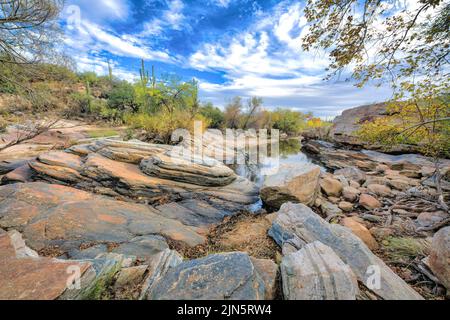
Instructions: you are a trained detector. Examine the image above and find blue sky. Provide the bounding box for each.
[61,0,394,117]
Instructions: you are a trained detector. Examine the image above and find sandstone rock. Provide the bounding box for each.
[320,177,343,197]
[260,163,320,210]
[341,217,379,250]
[140,151,237,187]
[281,241,358,300]
[367,184,392,197]
[0,158,32,174]
[428,227,450,290]
[327,196,340,204]
[400,170,421,179]
[269,202,423,300]
[375,164,389,173]
[330,103,388,145]
[250,257,278,300]
[334,167,366,184]
[359,194,381,210]
[148,252,266,300]
[1,164,33,184]
[363,176,388,187]
[0,183,205,255]
[0,231,120,300]
[349,180,360,188]
[416,211,449,228]
[342,186,361,202]
[338,201,354,212]
[387,179,411,191]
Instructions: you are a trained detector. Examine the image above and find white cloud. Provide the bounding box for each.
[65,0,131,22]
[140,0,186,36]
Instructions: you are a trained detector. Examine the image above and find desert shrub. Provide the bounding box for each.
[107,81,139,113]
[124,109,210,143]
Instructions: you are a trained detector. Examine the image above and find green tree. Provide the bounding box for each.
[199,102,225,128]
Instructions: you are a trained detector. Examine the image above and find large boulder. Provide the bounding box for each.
[281,241,359,300]
[330,103,388,145]
[260,163,320,210]
[147,252,267,300]
[0,182,205,256]
[269,202,423,300]
[428,227,450,290]
[320,177,343,197]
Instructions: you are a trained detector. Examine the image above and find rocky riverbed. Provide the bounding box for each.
[0,124,449,300]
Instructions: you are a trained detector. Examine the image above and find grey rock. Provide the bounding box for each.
[429,227,450,290]
[148,252,266,300]
[269,202,423,300]
[334,167,366,184]
[281,241,359,300]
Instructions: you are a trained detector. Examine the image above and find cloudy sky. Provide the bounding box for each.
[61,0,395,117]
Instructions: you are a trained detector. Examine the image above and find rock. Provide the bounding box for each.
[375,164,389,173]
[387,179,411,191]
[148,252,266,300]
[140,151,237,187]
[114,265,148,290]
[334,167,366,184]
[320,177,343,197]
[0,183,205,255]
[428,227,450,290]
[250,257,278,300]
[260,163,320,210]
[0,231,121,300]
[327,196,340,204]
[363,176,388,187]
[269,202,423,300]
[341,217,379,250]
[359,194,381,210]
[349,180,360,188]
[416,211,449,228]
[390,161,421,172]
[140,249,183,299]
[400,170,421,179]
[338,201,354,212]
[320,200,342,217]
[281,241,359,300]
[111,235,169,261]
[342,186,361,202]
[1,164,33,184]
[0,158,32,175]
[29,141,259,215]
[367,184,392,197]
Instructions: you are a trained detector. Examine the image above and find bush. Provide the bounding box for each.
[107,81,139,113]
[124,109,210,143]
[199,103,224,128]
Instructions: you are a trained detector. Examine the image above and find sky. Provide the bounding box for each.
[60,0,395,117]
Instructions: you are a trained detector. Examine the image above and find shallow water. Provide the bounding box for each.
[229,138,315,211]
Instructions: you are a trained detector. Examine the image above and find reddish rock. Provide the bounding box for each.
[320,177,343,197]
[341,217,379,250]
[367,184,392,197]
[359,194,381,210]
[342,186,360,202]
[428,227,450,290]
[338,201,353,212]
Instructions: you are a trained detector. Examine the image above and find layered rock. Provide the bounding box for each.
[147,252,267,300]
[281,241,359,300]
[0,182,205,256]
[260,163,320,210]
[26,139,259,216]
[269,202,423,300]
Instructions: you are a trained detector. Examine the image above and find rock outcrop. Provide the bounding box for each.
[281,241,359,300]
[428,227,450,291]
[0,182,206,256]
[269,202,423,300]
[260,163,320,209]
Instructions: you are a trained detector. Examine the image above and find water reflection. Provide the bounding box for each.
[230,138,313,189]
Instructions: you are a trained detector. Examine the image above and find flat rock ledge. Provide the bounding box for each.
[24,139,258,219]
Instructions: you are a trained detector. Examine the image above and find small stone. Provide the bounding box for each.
[338,201,353,212]
[359,194,381,210]
[341,217,379,250]
[367,184,392,197]
[387,179,411,191]
[342,186,361,202]
[334,167,366,184]
[370,227,394,240]
[375,164,389,173]
[349,180,360,189]
[320,201,342,217]
[328,196,340,204]
[320,177,343,197]
[416,211,449,228]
